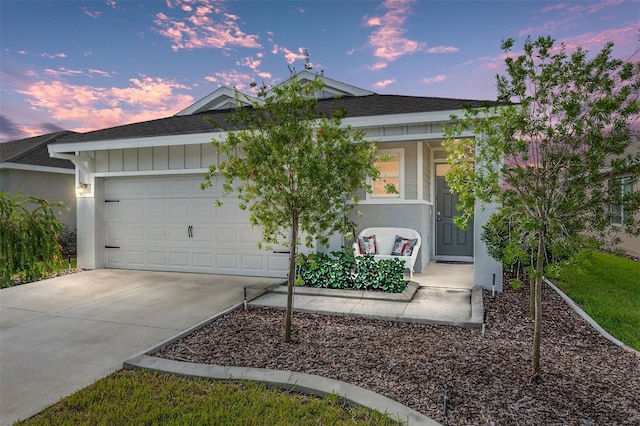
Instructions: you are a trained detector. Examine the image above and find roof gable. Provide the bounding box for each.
[176,71,375,117]
[271,70,374,99]
[175,87,260,116]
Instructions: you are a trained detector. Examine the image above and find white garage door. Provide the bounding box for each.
[103,175,291,277]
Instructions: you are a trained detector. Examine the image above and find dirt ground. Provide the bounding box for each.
[156,283,640,425]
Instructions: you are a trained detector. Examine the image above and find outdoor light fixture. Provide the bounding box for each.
[77,183,88,195]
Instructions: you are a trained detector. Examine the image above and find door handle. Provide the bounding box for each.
[187,225,193,238]
[436,211,441,221]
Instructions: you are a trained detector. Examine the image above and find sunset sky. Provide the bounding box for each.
[1,0,638,142]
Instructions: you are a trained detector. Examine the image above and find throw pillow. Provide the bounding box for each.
[358,235,377,254]
[391,235,418,256]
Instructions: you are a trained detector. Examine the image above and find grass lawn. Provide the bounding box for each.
[550,250,640,350]
[15,370,403,426]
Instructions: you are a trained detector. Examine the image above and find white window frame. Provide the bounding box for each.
[610,176,633,225]
[368,148,404,200]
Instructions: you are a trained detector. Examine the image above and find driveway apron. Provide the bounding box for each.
[0,269,283,425]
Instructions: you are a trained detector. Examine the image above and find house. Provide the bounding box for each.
[606,139,640,258]
[47,71,503,290]
[0,131,77,231]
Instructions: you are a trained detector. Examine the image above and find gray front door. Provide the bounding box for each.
[435,176,473,256]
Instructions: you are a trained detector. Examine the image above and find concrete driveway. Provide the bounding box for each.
[0,269,283,425]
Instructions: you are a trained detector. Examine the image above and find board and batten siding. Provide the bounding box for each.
[362,122,443,139]
[91,143,218,174]
[422,142,431,202]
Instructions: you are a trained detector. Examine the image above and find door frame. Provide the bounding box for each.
[432,161,474,262]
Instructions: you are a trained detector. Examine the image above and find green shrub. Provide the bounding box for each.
[509,278,524,291]
[297,246,407,293]
[58,225,77,256]
[353,255,407,293]
[0,192,66,288]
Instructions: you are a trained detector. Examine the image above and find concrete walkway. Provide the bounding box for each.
[0,263,479,425]
[0,270,283,425]
[250,261,483,327]
[251,284,483,327]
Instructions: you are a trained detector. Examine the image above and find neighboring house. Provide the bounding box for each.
[607,139,640,257]
[48,71,503,290]
[0,131,77,231]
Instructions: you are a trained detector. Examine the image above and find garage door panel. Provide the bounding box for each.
[148,251,167,266]
[216,254,238,269]
[192,252,213,268]
[105,224,145,243]
[268,255,290,271]
[242,255,265,271]
[215,228,238,243]
[148,227,167,241]
[103,176,290,277]
[169,252,189,267]
[144,200,167,220]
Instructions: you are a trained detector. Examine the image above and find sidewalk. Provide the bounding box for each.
[248,262,484,328]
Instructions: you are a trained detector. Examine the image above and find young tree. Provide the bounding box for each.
[444,36,640,381]
[203,73,380,342]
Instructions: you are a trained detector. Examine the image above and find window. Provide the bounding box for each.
[610,177,634,225]
[371,150,403,198]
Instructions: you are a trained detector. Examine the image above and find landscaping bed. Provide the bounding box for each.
[156,283,640,425]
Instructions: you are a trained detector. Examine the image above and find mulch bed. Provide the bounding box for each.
[155,282,640,425]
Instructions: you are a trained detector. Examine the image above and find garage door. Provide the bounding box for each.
[103,176,291,277]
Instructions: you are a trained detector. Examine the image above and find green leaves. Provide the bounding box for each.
[296,247,407,293]
[0,192,65,287]
[444,37,640,262]
[203,73,380,250]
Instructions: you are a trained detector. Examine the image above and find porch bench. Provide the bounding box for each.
[352,227,421,277]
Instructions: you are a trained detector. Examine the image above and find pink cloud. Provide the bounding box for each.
[421,75,446,85]
[368,62,388,71]
[272,45,307,64]
[427,46,459,54]
[373,79,396,88]
[154,1,261,51]
[16,75,194,133]
[363,0,425,66]
[237,55,262,70]
[205,70,256,91]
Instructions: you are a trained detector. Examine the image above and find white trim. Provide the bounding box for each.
[344,109,467,128]
[417,142,423,200]
[47,110,477,153]
[351,199,433,206]
[363,131,474,143]
[0,162,74,175]
[48,132,224,153]
[93,169,209,178]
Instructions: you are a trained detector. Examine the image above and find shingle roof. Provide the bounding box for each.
[52,94,495,146]
[0,131,76,169]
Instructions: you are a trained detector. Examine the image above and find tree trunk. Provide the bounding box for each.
[531,229,545,382]
[529,275,535,317]
[284,212,299,343]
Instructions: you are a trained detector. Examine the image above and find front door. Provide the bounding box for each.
[435,166,473,257]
